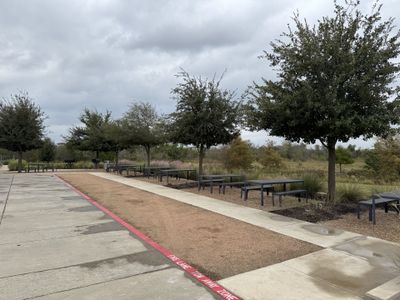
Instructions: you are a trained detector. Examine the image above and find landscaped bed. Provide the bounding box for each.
[58,173,321,280]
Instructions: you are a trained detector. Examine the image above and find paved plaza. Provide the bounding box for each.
[0,174,218,300]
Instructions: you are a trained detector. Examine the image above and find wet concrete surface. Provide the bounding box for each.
[0,174,218,300]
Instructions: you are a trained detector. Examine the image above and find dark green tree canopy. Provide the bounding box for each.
[0,92,45,153]
[122,102,166,166]
[123,102,165,147]
[66,109,113,163]
[39,137,56,162]
[170,71,241,149]
[245,0,400,201]
[246,1,400,146]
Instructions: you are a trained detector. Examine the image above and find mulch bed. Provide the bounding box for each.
[272,203,359,223]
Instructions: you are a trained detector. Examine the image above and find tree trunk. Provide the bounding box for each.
[198,145,205,176]
[95,150,99,169]
[144,145,151,167]
[339,163,342,173]
[327,141,337,203]
[17,151,23,173]
[115,150,119,166]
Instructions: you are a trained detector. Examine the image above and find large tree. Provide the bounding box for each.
[246,1,400,202]
[39,137,56,162]
[123,102,165,166]
[66,109,112,168]
[170,71,241,175]
[103,120,127,165]
[0,92,45,172]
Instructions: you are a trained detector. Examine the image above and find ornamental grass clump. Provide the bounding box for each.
[337,184,365,203]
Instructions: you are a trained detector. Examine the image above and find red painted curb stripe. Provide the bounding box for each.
[56,175,241,300]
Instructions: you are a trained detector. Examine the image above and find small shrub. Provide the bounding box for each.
[223,137,254,171]
[74,161,94,169]
[7,159,28,171]
[259,146,285,171]
[337,184,365,203]
[301,173,324,197]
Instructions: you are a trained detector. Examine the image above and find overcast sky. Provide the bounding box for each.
[0,0,399,148]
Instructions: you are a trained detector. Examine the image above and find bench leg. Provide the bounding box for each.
[260,189,264,206]
[223,185,226,195]
[245,189,249,201]
[279,195,283,207]
[357,204,361,219]
[372,202,376,225]
[272,194,275,206]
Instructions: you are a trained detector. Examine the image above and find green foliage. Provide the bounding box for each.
[259,146,285,170]
[336,146,355,172]
[223,137,254,171]
[66,109,113,167]
[0,92,45,172]
[279,142,309,161]
[164,144,189,161]
[39,138,56,162]
[245,1,400,201]
[365,136,400,182]
[302,173,324,197]
[169,70,241,174]
[337,184,364,203]
[7,159,27,171]
[122,102,166,166]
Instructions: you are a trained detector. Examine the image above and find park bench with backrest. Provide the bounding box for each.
[26,162,55,173]
[272,189,308,207]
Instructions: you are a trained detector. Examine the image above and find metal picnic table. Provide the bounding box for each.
[358,192,400,224]
[159,169,197,184]
[114,164,144,176]
[143,166,171,178]
[246,179,304,206]
[199,174,243,193]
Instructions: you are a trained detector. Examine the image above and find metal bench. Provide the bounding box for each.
[198,178,224,193]
[358,196,400,224]
[241,185,274,202]
[218,182,247,194]
[272,189,308,206]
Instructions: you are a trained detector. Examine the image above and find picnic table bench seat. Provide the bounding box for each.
[358,197,400,224]
[198,178,224,193]
[241,184,274,200]
[218,181,247,194]
[272,189,308,206]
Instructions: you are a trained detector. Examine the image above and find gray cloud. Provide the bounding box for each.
[0,0,398,147]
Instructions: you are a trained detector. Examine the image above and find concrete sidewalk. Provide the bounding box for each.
[0,174,219,300]
[93,172,400,300]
